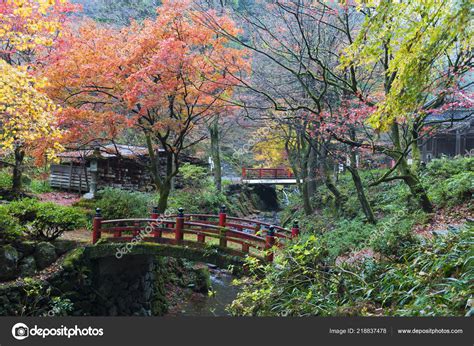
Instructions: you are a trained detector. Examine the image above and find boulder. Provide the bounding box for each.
[52,240,76,256]
[34,242,57,270]
[0,245,19,281]
[18,256,36,277]
[14,241,36,257]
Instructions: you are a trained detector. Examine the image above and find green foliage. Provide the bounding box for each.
[424,156,474,179]
[344,0,472,130]
[96,188,153,219]
[230,225,472,317]
[423,157,474,207]
[229,235,332,316]
[0,169,52,194]
[7,199,87,240]
[179,163,208,188]
[167,184,228,214]
[370,214,420,259]
[0,169,12,190]
[321,217,376,259]
[27,179,53,194]
[48,297,74,316]
[31,203,87,240]
[0,205,22,242]
[7,198,42,224]
[429,171,473,207]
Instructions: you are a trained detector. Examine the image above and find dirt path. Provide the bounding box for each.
[38,192,82,206]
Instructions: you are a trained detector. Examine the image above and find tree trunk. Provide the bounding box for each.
[307,144,318,196]
[402,170,433,213]
[411,127,422,173]
[301,179,313,215]
[12,146,25,195]
[145,134,175,213]
[156,153,175,213]
[347,164,376,224]
[209,118,222,192]
[156,180,172,213]
[391,123,433,213]
[320,146,345,210]
[347,129,376,224]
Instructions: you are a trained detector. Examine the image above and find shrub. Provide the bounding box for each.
[96,188,152,219]
[7,198,41,224]
[0,169,12,190]
[424,156,474,180]
[370,215,419,259]
[0,206,22,242]
[7,199,87,240]
[29,203,87,240]
[321,217,376,258]
[27,180,53,194]
[167,184,228,214]
[179,163,208,188]
[428,172,474,207]
[229,225,472,317]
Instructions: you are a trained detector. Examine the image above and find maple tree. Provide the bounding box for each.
[43,0,249,211]
[205,0,472,215]
[0,0,78,64]
[339,0,473,212]
[0,0,77,194]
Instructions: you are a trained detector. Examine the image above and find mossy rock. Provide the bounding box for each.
[0,244,19,281]
[62,247,86,271]
[192,265,211,293]
[34,242,57,270]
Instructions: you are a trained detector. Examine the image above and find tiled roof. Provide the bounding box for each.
[58,144,163,160]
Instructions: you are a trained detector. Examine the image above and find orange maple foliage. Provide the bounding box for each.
[42,0,249,209]
[43,0,248,149]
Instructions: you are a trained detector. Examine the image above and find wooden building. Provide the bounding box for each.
[50,144,163,193]
[419,109,474,162]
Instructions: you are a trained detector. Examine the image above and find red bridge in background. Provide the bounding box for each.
[92,206,300,262]
[241,168,301,185]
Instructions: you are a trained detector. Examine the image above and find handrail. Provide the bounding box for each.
[92,206,300,262]
[166,214,290,236]
[242,167,295,179]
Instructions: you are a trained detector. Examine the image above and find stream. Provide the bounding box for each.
[168,267,240,316]
[168,211,283,316]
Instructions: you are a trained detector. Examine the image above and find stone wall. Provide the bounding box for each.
[0,246,212,317]
[0,240,76,282]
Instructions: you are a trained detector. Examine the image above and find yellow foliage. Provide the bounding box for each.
[0,60,62,159]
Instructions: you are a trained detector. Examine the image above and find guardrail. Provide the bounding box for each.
[242,168,295,179]
[92,206,300,262]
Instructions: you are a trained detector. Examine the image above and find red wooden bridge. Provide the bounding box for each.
[92,206,300,262]
[241,168,301,185]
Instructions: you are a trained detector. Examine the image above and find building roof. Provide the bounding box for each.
[424,108,473,122]
[58,144,163,160]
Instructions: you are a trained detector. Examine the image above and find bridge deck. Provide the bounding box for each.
[242,178,302,185]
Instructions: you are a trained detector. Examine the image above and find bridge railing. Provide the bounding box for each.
[242,168,295,179]
[92,206,300,262]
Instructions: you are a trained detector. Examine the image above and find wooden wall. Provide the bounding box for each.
[50,164,90,192]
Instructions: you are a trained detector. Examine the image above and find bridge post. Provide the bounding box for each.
[265,225,276,262]
[175,207,184,242]
[242,167,246,178]
[151,206,162,238]
[219,205,227,227]
[291,220,300,238]
[92,208,102,244]
[219,205,227,248]
[151,206,159,219]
